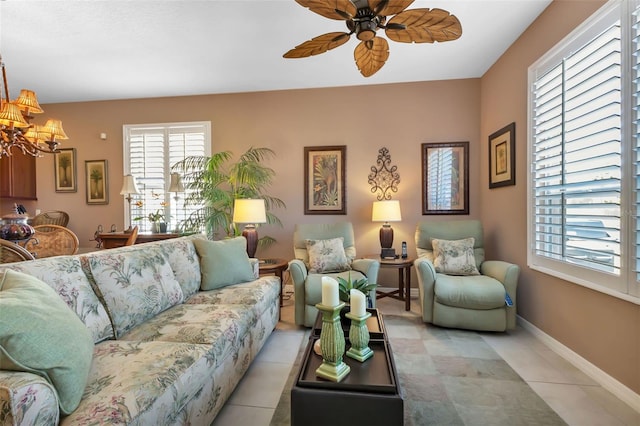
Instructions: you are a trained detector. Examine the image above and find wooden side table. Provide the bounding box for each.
[365,254,415,311]
[258,258,288,316]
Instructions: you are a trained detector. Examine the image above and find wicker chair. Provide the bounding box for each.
[0,239,35,263]
[31,210,70,227]
[24,225,79,258]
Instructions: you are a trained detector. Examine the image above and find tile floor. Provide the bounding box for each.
[213,285,639,426]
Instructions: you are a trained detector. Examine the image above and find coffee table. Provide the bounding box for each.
[291,309,403,426]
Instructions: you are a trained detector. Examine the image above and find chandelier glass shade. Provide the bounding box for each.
[0,55,68,157]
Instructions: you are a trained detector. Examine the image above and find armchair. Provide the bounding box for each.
[289,222,380,327]
[414,220,519,332]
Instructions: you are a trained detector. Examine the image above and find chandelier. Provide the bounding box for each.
[0,54,68,157]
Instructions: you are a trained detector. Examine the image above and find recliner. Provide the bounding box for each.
[289,222,380,327]
[414,219,519,332]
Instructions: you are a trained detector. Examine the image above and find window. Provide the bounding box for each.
[528,0,639,301]
[123,122,211,233]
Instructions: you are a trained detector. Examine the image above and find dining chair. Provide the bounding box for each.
[124,226,139,246]
[0,239,36,263]
[31,210,70,227]
[24,225,79,258]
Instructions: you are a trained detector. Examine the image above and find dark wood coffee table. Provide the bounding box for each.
[291,309,403,426]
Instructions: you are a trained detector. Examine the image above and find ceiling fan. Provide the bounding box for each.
[283,0,462,77]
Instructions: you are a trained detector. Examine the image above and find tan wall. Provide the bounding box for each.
[480,0,639,393]
[34,79,481,266]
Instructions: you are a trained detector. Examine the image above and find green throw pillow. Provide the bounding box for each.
[0,269,94,415]
[194,237,256,290]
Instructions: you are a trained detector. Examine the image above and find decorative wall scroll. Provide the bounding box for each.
[368,147,400,201]
[304,145,346,214]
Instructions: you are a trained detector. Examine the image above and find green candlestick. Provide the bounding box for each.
[345,311,373,362]
[315,302,350,382]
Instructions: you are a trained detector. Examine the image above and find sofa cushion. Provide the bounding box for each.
[194,237,255,290]
[0,270,94,415]
[64,340,213,425]
[120,303,257,368]
[432,237,480,276]
[4,256,114,343]
[88,248,184,338]
[434,274,506,310]
[157,234,205,299]
[305,237,351,273]
[186,276,280,310]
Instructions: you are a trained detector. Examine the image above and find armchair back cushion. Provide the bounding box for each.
[415,220,484,269]
[293,222,356,264]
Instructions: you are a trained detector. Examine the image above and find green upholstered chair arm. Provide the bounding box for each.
[481,260,520,329]
[351,258,380,308]
[414,257,437,323]
[288,259,308,326]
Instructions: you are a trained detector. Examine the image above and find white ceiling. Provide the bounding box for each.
[0,0,552,104]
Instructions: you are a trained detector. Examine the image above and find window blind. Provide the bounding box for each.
[123,122,210,233]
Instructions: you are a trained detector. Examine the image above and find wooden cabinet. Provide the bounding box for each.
[0,149,37,200]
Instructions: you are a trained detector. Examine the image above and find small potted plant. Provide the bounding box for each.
[337,272,377,307]
[134,201,169,233]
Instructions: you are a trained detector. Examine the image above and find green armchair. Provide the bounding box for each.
[288,222,380,327]
[414,220,520,332]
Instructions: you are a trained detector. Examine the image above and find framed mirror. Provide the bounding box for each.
[421,142,469,215]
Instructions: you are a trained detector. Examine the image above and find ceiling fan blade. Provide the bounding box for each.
[386,8,462,43]
[283,32,351,58]
[368,0,414,17]
[295,0,357,20]
[354,36,389,77]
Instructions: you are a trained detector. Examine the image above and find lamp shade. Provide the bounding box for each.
[0,102,29,128]
[39,119,68,141]
[168,172,185,193]
[14,89,43,114]
[233,199,267,224]
[372,200,402,222]
[119,174,141,195]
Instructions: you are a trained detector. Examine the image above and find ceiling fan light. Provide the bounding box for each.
[357,28,376,41]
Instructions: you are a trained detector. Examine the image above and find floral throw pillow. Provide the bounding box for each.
[305,237,351,273]
[431,237,480,276]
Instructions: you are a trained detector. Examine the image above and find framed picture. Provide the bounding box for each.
[489,122,516,188]
[421,142,469,215]
[304,145,346,214]
[85,160,109,205]
[53,148,77,192]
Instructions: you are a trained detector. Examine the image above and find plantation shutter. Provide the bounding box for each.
[633,3,640,294]
[531,20,622,275]
[124,122,210,233]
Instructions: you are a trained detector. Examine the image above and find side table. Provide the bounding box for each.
[365,255,415,311]
[258,258,288,317]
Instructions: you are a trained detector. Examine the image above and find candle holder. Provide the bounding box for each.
[315,302,350,382]
[345,311,373,362]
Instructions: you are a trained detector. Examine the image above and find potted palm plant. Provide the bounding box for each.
[171,147,285,248]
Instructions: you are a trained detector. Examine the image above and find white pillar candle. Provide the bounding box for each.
[350,289,366,317]
[321,276,339,307]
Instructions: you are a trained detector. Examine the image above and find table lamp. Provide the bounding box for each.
[372,200,402,257]
[168,172,185,233]
[120,174,141,233]
[233,198,267,258]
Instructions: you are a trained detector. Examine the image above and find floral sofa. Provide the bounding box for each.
[0,234,280,425]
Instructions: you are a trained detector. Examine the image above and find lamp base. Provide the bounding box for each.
[242,225,258,258]
[379,223,394,249]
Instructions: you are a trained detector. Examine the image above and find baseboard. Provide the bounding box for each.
[518,315,640,413]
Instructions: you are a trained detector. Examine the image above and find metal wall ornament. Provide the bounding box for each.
[368,147,400,200]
